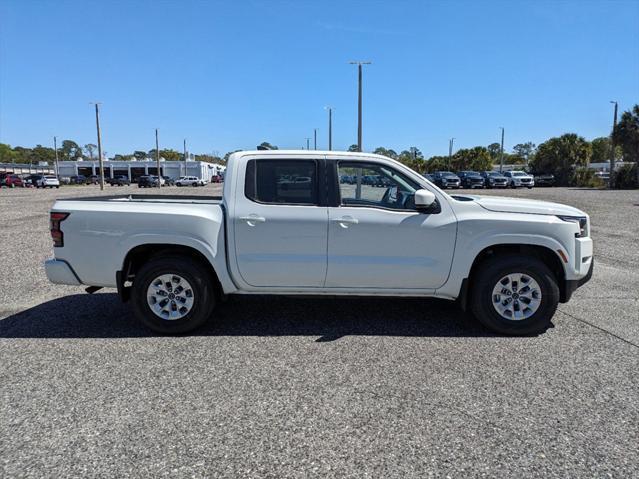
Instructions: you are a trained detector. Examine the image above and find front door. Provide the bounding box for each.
[326,161,456,290]
[233,158,328,288]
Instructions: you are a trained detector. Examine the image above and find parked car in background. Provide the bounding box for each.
[480,171,509,188]
[422,173,435,182]
[37,175,61,188]
[24,174,42,187]
[107,175,131,186]
[457,171,485,189]
[137,176,153,188]
[431,171,461,189]
[69,175,88,185]
[162,176,175,186]
[534,173,556,187]
[211,175,222,183]
[2,174,24,188]
[88,175,102,185]
[175,176,205,187]
[340,174,354,184]
[503,171,534,189]
[138,175,165,188]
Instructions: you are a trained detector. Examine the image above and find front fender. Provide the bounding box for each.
[436,232,569,300]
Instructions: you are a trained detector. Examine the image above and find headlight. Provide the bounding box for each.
[557,215,588,237]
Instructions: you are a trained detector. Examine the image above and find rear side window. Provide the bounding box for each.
[245,159,318,205]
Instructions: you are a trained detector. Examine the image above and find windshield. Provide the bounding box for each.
[512,172,527,176]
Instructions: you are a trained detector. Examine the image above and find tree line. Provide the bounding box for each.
[366,103,638,188]
[1,105,637,186]
[0,140,225,166]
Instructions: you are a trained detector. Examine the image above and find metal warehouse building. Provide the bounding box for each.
[56,160,224,182]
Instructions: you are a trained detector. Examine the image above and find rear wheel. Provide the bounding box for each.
[131,256,216,334]
[470,255,559,335]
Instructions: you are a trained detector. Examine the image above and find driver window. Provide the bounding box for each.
[337,162,420,210]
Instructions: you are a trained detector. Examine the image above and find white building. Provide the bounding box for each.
[56,160,225,182]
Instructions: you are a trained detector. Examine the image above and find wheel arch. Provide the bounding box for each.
[458,243,567,310]
[118,243,225,302]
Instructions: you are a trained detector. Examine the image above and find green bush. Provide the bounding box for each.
[571,168,604,188]
[613,163,638,189]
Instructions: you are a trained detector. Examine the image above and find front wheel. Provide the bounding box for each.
[470,255,559,335]
[131,256,216,334]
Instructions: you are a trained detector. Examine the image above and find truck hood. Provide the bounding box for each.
[458,195,585,217]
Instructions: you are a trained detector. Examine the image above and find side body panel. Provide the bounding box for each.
[434,200,586,300]
[51,199,237,293]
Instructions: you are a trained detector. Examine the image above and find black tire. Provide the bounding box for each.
[469,254,559,335]
[192,182,198,187]
[131,256,216,334]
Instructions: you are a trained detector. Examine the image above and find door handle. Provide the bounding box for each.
[332,216,359,228]
[239,215,266,226]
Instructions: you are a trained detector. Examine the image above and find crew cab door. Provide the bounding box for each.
[232,157,328,287]
[325,160,457,290]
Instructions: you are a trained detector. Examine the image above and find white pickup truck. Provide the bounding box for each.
[45,150,593,335]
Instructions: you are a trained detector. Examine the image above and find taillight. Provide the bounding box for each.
[50,212,69,247]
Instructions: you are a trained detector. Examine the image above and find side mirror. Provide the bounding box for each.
[414,189,436,211]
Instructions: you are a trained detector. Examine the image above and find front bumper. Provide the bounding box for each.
[515,181,534,187]
[563,259,593,303]
[45,259,81,285]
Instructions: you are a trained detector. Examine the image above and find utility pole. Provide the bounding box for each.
[91,102,105,190]
[53,136,59,177]
[183,138,187,177]
[499,127,505,173]
[448,138,455,169]
[313,128,318,150]
[350,61,371,152]
[325,106,333,150]
[609,101,618,189]
[155,128,161,188]
[305,137,311,150]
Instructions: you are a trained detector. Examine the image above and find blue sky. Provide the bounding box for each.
[1,0,638,157]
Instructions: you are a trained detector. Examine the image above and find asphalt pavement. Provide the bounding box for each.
[1,184,637,478]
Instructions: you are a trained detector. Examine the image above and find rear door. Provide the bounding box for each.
[233,157,328,287]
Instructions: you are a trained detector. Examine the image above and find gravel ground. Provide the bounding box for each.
[1,184,638,478]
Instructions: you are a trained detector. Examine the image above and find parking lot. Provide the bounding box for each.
[1,185,638,477]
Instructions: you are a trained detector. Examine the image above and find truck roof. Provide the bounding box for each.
[230,150,391,161]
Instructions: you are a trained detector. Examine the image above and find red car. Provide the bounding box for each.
[2,174,24,188]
